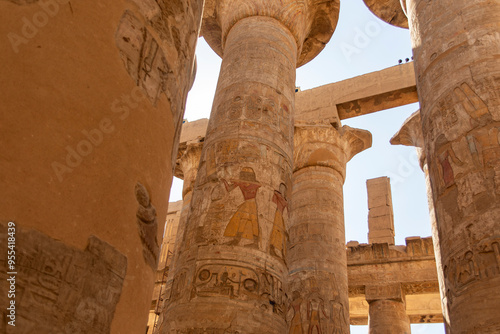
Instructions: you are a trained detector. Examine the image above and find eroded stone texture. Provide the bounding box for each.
[0,0,203,332]
[367,287,411,334]
[366,177,395,245]
[363,0,408,28]
[159,1,341,332]
[0,223,126,334]
[391,110,451,331]
[403,0,500,331]
[289,123,372,334]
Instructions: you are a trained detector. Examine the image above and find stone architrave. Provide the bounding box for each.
[391,110,450,331]
[158,1,341,332]
[366,284,411,334]
[289,122,372,334]
[364,0,500,331]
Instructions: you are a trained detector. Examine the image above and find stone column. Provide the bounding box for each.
[168,141,203,280]
[0,1,202,333]
[364,0,500,331]
[391,110,450,331]
[366,284,411,334]
[406,1,500,331]
[289,123,371,334]
[159,1,340,332]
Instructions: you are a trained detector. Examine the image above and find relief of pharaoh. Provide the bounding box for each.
[222,167,261,248]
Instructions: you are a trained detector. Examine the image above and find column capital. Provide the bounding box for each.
[363,0,408,28]
[174,141,204,198]
[294,123,372,180]
[390,109,426,169]
[201,0,340,67]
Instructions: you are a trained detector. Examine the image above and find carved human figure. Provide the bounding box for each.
[269,183,288,259]
[435,135,464,189]
[308,297,328,334]
[135,182,159,270]
[222,167,261,246]
[289,291,304,334]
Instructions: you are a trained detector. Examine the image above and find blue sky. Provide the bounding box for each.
[169,0,446,332]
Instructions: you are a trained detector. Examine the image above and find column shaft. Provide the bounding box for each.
[160,16,297,333]
[406,0,500,331]
[368,299,411,334]
[289,124,372,334]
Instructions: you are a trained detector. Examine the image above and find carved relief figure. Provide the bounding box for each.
[435,135,464,189]
[223,167,261,247]
[269,183,288,260]
[330,301,348,334]
[289,291,304,334]
[135,182,160,270]
[308,297,328,334]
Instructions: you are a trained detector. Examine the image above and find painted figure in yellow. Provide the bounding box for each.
[223,167,260,246]
[269,183,288,259]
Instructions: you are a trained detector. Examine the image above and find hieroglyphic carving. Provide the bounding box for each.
[191,264,285,318]
[0,223,126,334]
[443,237,500,305]
[135,182,160,270]
[116,10,170,106]
[424,82,491,146]
[213,91,292,142]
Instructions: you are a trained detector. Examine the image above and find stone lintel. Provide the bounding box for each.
[295,62,417,124]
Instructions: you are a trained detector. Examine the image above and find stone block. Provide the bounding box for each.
[365,284,403,302]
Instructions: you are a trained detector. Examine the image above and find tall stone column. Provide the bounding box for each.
[0,1,202,333]
[289,123,371,334]
[172,141,204,264]
[391,110,450,331]
[364,0,500,331]
[159,1,341,332]
[366,284,411,334]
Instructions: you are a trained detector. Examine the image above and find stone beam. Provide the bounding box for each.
[295,62,417,125]
[347,237,442,325]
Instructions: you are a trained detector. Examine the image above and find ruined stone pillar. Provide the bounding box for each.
[0,1,202,333]
[366,284,411,334]
[364,0,500,331]
[391,110,450,331]
[367,177,395,245]
[159,1,340,332]
[289,123,371,334]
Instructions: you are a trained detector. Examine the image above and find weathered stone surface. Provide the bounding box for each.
[289,123,372,334]
[367,177,395,245]
[296,62,418,124]
[201,0,341,67]
[368,299,411,334]
[363,0,409,28]
[0,223,126,334]
[391,110,451,330]
[405,0,500,331]
[0,0,203,332]
[159,1,315,328]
